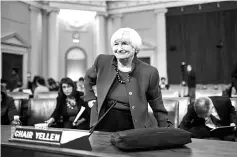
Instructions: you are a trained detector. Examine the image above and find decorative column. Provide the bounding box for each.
[29,6,42,78]
[114,14,123,30]
[48,9,59,81]
[107,14,123,54]
[94,12,107,57]
[155,8,168,82]
[41,10,49,79]
[107,15,113,54]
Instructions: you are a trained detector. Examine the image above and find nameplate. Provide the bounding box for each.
[9,126,92,150]
[10,127,62,145]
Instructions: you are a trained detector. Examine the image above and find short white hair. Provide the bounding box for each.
[110,27,142,53]
[194,97,211,116]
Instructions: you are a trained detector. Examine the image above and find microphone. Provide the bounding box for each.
[89,100,117,135]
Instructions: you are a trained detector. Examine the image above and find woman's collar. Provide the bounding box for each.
[111,55,138,73]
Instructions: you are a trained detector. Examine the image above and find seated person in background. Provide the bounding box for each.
[34,77,49,98]
[159,77,169,90]
[180,96,237,141]
[29,75,40,95]
[229,61,237,97]
[1,90,18,125]
[12,81,23,92]
[1,79,8,93]
[46,77,90,130]
[8,68,20,92]
[47,78,59,91]
[76,77,85,94]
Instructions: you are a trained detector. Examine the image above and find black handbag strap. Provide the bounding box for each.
[89,100,117,135]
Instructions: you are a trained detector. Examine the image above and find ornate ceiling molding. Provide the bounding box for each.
[107,0,226,14]
[20,0,227,14]
[49,1,107,13]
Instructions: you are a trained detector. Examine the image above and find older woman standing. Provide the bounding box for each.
[84,27,169,132]
[46,77,90,129]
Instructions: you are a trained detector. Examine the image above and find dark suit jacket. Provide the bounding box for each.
[180,96,237,132]
[1,92,18,125]
[231,62,237,78]
[186,70,196,88]
[84,54,169,128]
[51,91,90,126]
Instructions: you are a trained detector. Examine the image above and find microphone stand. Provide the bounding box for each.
[89,100,117,135]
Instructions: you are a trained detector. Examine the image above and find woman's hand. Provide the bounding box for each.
[73,118,86,126]
[45,118,55,126]
[88,100,96,108]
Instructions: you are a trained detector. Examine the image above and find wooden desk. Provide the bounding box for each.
[1,125,237,157]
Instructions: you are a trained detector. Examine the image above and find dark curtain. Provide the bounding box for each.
[167,9,237,84]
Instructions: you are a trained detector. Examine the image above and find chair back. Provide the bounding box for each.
[36,91,58,99]
[8,92,30,100]
[163,97,190,124]
[148,99,179,128]
[7,92,30,114]
[230,98,237,112]
[27,98,57,125]
[231,87,237,98]
[161,90,179,98]
[195,89,222,99]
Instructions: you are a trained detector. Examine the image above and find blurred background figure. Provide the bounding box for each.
[186,65,196,103]
[34,76,49,98]
[28,75,40,95]
[12,81,23,92]
[47,78,59,91]
[1,80,18,125]
[8,68,20,92]
[1,79,8,93]
[229,61,237,97]
[76,77,85,94]
[180,62,186,86]
[160,77,170,90]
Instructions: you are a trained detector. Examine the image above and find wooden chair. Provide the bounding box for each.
[195,89,222,99]
[36,91,58,99]
[7,92,30,114]
[27,98,57,126]
[148,99,179,128]
[164,97,190,125]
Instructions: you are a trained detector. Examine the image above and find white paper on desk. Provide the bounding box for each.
[60,131,90,144]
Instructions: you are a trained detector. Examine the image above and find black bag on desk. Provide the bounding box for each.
[110,127,192,151]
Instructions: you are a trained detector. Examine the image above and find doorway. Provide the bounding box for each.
[2,52,23,90]
[66,47,87,81]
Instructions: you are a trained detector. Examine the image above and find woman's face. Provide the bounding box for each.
[62,83,73,96]
[112,39,136,60]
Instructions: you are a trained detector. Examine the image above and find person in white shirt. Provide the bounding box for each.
[159,77,169,90]
[180,96,237,141]
[34,77,49,98]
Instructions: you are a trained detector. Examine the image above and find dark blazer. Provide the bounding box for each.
[1,92,18,125]
[231,62,237,78]
[180,96,237,132]
[51,91,90,126]
[84,54,169,128]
